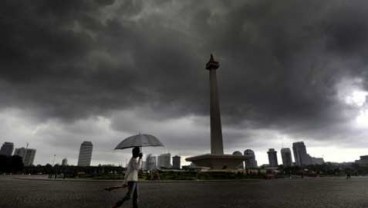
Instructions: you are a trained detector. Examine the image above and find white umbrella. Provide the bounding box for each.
[114,133,164,150]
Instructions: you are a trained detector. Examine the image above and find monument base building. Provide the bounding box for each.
[186,154,247,170]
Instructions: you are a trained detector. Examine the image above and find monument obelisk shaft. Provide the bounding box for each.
[206,54,224,155]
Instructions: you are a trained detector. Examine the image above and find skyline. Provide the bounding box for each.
[1,0,368,166]
[0,139,362,167]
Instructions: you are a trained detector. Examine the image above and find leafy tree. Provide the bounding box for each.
[0,155,10,173]
[10,155,24,172]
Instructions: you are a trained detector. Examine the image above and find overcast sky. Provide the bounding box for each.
[1,0,368,166]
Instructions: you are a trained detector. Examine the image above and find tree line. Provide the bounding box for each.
[0,155,24,173]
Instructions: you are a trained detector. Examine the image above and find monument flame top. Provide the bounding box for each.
[206,54,219,70]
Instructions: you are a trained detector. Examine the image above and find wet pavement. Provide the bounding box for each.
[0,176,368,208]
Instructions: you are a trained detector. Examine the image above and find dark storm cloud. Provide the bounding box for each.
[0,0,209,122]
[1,0,368,144]
[205,0,368,132]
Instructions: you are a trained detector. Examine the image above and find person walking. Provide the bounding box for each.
[112,147,142,208]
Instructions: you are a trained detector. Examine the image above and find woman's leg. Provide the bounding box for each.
[132,182,138,208]
[112,182,136,208]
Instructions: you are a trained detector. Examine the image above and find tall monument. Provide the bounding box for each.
[207,54,224,155]
[186,54,248,169]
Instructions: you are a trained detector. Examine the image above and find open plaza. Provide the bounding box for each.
[1,176,368,208]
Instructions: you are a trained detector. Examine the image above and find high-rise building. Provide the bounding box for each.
[292,141,312,166]
[145,154,157,170]
[172,155,181,169]
[0,142,14,156]
[14,147,36,166]
[141,161,147,170]
[62,158,68,166]
[292,141,325,166]
[26,149,36,166]
[244,149,258,168]
[233,151,244,169]
[267,148,278,167]
[157,153,171,169]
[355,155,368,167]
[77,141,93,166]
[281,148,293,167]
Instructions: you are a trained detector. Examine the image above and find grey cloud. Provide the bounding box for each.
[1,0,368,151]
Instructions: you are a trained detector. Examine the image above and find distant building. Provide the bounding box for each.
[292,141,324,166]
[233,151,244,169]
[145,154,157,170]
[244,149,258,168]
[281,148,293,167]
[292,142,311,166]
[142,161,147,170]
[355,155,368,167]
[77,141,93,166]
[233,151,242,156]
[0,142,14,156]
[157,153,171,169]
[311,157,324,165]
[14,147,36,166]
[267,148,278,167]
[62,158,68,166]
[172,155,181,169]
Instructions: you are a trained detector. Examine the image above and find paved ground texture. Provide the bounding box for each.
[1,176,368,208]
